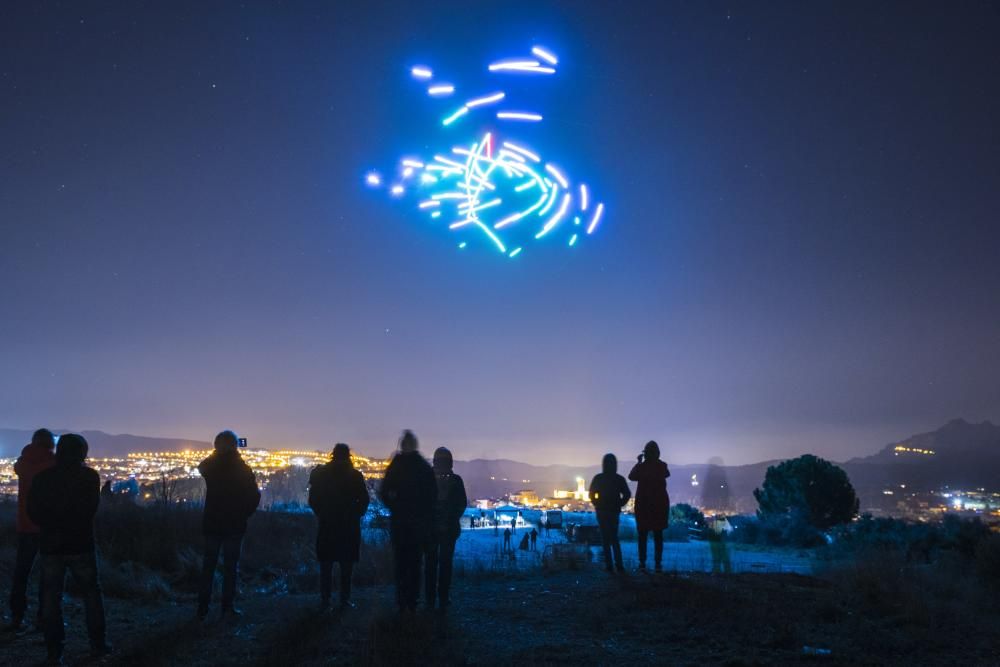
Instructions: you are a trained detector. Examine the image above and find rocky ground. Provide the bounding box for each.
[3,563,998,666]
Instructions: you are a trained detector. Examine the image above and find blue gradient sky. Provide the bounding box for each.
[2,2,998,464]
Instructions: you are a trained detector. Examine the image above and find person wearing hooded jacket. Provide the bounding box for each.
[27,433,111,664]
[628,440,671,571]
[425,447,467,610]
[308,443,370,609]
[589,453,631,572]
[378,430,436,612]
[5,428,56,633]
[196,430,261,619]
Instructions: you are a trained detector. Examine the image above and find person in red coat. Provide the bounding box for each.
[4,428,56,633]
[628,440,671,571]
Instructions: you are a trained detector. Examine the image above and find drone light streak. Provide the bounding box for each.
[586,203,604,234]
[402,167,414,177]
[537,185,560,217]
[498,149,526,163]
[411,66,433,79]
[514,180,537,192]
[465,92,505,108]
[531,46,558,65]
[497,111,543,121]
[568,233,578,246]
[502,142,540,162]
[430,211,442,219]
[433,155,465,170]
[365,172,382,187]
[391,185,404,196]
[579,184,589,211]
[544,164,569,189]
[509,247,523,258]
[442,106,469,126]
[488,59,540,71]
[428,85,455,96]
[458,242,467,248]
[421,173,437,184]
[419,200,440,209]
[490,63,556,74]
[535,193,572,239]
[493,211,523,229]
[402,159,425,168]
[466,198,502,214]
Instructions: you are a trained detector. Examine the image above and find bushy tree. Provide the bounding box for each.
[669,503,706,528]
[753,454,858,530]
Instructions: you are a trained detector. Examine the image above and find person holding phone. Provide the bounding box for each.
[628,441,671,571]
[196,430,261,619]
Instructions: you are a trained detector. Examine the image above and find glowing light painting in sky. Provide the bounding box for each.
[365,44,604,258]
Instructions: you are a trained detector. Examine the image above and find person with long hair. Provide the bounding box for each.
[309,443,370,609]
[628,441,670,571]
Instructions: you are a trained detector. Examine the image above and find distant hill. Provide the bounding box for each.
[840,419,1000,508]
[849,418,1000,465]
[0,429,210,459]
[3,420,998,513]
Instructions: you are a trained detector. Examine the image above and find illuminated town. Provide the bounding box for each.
[0,449,388,505]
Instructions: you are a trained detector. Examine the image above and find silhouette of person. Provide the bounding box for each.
[100,479,113,504]
[503,527,511,553]
[425,447,467,610]
[196,430,261,619]
[5,428,56,634]
[628,441,670,572]
[530,528,538,551]
[27,433,111,664]
[589,453,631,573]
[707,516,732,574]
[519,533,530,550]
[378,430,436,612]
[308,443,370,609]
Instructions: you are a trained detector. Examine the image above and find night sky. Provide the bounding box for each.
[2,2,998,465]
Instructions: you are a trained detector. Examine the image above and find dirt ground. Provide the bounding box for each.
[3,563,998,666]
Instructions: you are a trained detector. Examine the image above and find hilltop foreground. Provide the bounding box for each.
[2,563,998,665]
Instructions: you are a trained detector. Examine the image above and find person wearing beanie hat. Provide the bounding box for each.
[378,430,437,612]
[308,443,370,609]
[196,430,261,619]
[425,447,468,610]
[27,433,111,663]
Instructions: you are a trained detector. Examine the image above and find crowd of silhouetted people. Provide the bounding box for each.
[4,428,672,665]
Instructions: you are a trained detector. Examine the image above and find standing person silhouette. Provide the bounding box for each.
[5,428,56,634]
[425,447,467,610]
[502,527,511,553]
[196,431,261,620]
[589,453,631,572]
[308,443,370,610]
[27,433,111,664]
[628,441,670,572]
[378,430,436,612]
